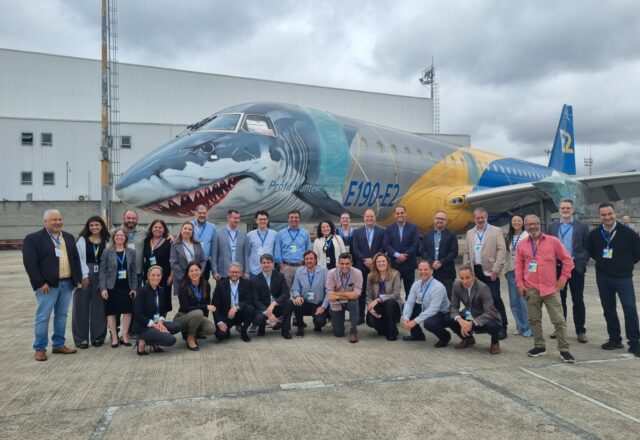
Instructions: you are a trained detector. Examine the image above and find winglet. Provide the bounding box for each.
[547,104,576,175]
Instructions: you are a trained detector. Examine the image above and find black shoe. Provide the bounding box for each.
[282,331,292,340]
[560,351,575,363]
[248,323,257,333]
[434,340,449,348]
[257,327,266,336]
[92,341,103,347]
[128,331,136,339]
[403,334,426,342]
[629,345,640,357]
[292,319,308,328]
[296,327,304,337]
[119,337,132,347]
[377,330,385,336]
[151,345,164,353]
[313,326,322,333]
[527,347,547,357]
[78,342,89,350]
[549,332,557,339]
[273,322,283,331]
[241,333,251,342]
[135,342,149,356]
[498,329,508,341]
[111,339,119,348]
[386,334,397,341]
[187,343,200,351]
[602,340,624,350]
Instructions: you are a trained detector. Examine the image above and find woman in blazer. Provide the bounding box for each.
[504,214,532,337]
[142,219,173,311]
[313,220,346,270]
[99,228,137,347]
[170,222,206,297]
[133,265,181,355]
[173,262,217,351]
[73,215,109,348]
[365,252,402,340]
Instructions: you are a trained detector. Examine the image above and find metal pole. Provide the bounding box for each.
[100,0,111,227]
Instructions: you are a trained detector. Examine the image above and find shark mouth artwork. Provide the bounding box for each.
[143,175,246,217]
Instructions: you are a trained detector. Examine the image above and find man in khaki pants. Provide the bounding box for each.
[515,215,576,363]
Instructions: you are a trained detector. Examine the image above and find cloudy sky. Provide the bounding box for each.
[2,0,639,174]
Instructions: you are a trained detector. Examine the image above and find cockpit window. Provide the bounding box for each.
[242,115,276,136]
[197,113,242,131]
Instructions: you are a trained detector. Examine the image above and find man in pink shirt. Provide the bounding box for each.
[516,214,576,363]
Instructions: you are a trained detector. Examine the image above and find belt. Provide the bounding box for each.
[283,261,303,266]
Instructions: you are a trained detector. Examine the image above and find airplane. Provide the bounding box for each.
[116,102,640,233]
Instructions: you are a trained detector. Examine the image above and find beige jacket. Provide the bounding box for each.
[463,224,507,274]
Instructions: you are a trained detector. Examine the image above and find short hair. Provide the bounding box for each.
[340,212,351,218]
[303,250,317,261]
[434,210,446,217]
[418,260,432,269]
[559,199,574,206]
[43,209,61,221]
[524,214,540,224]
[338,252,353,262]
[255,210,269,219]
[122,209,137,218]
[598,202,616,212]
[227,209,240,216]
[364,208,376,216]
[228,262,243,272]
[195,204,208,212]
[287,210,301,217]
[473,207,488,216]
[260,253,274,263]
[458,265,474,275]
[110,227,130,247]
[147,265,164,276]
[395,205,407,213]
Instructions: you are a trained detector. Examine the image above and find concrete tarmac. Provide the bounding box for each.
[0,250,638,440]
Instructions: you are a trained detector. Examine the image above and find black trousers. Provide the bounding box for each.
[406,304,451,342]
[293,301,328,329]
[215,305,255,340]
[474,265,508,331]
[394,267,416,300]
[449,316,501,344]
[366,299,400,337]
[557,265,586,334]
[359,267,370,320]
[433,271,454,300]
[137,321,181,346]
[254,300,293,333]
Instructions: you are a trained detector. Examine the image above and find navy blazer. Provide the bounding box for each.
[547,219,590,274]
[352,225,388,272]
[386,222,419,271]
[420,228,459,279]
[22,229,83,290]
[212,277,254,323]
[251,271,290,311]
[133,283,171,333]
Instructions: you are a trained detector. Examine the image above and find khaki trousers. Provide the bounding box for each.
[525,288,569,352]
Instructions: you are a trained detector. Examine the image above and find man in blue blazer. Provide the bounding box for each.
[211,209,251,280]
[251,254,293,339]
[386,205,419,299]
[420,211,459,299]
[352,209,388,322]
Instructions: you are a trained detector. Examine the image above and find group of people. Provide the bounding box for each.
[22,200,640,363]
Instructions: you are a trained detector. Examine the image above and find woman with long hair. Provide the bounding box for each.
[313,219,346,270]
[366,252,402,340]
[142,219,173,312]
[99,228,137,347]
[170,222,206,297]
[173,262,217,351]
[73,215,110,348]
[133,265,181,355]
[504,214,532,337]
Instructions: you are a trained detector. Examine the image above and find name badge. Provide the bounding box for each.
[326,257,331,265]
[54,248,62,258]
[344,245,350,253]
[117,269,127,279]
[153,314,160,323]
[93,265,99,273]
[603,248,613,259]
[231,245,237,253]
[528,261,538,273]
[289,244,297,252]
[149,256,157,265]
[475,243,482,251]
[416,298,422,305]
[465,309,473,321]
[306,291,314,301]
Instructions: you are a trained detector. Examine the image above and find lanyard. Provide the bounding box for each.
[338,227,352,238]
[434,230,442,249]
[420,278,434,303]
[230,283,239,304]
[93,243,101,260]
[559,222,573,240]
[529,238,540,260]
[48,231,61,248]
[190,284,202,302]
[600,226,617,247]
[228,227,238,245]
[322,236,334,253]
[116,252,126,266]
[151,238,165,255]
[378,279,386,295]
[288,228,300,244]
[257,229,269,246]
[154,288,160,315]
[307,270,316,287]
[129,231,137,242]
[339,271,351,290]
[182,242,194,260]
[475,224,488,244]
[512,232,523,250]
[194,221,207,240]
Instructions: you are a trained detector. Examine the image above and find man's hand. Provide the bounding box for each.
[315,306,326,316]
[214,274,221,281]
[154,321,169,333]
[518,286,527,297]
[458,318,473,337]
[167,234,175,243]
[403,319,417,330]
[243,272,250,279]
[81,277,90,290]
[329,292,338,302]
[217,322,228,333]
[293,296,304,306]
[207,304,216,312]
[490,271,499,281]
[395,254,407,264]
[364,258,373,268]
[433,260,442,270]
[228,306,237,319]
[129,290,137,298]
[555,279,567,292]
[40,283,51,294]
[101,289,109,300]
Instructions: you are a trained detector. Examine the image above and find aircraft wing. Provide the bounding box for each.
[465,171,640,214]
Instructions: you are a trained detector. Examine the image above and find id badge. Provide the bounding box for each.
[289,244,297,252]
[603,248,613,259]
[149,256,157,265]
[475,243,482,251]
[54,248,62,258]
[465,309,472,321]
[153,314,160,323]
[231,245,237,254]
[93,265,99,273]
[326,257,331,265]
[528,261,538,273]
[117,269,127,279]
[344,245,350,253]
[306,291,314,301]
[416,298,422,305]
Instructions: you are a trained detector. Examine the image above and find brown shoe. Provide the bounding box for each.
[52,345,77,354]
[577,333,588,343]
[35,351,47,361]
[455,336,476,349]
[490,342,501,355]
[348,329,359,343]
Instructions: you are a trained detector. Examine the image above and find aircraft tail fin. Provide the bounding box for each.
[547,104,576,175]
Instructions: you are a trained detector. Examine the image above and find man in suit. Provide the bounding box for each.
[211,209,250,280]
[420,211,458,299]
[252,254,293,339]
[463,207,508,339]
[212,263,255,342]
[23,209,83,361]
[449,266,502,354]
[191,204,217,281]
[387,205,419,299]
[352,209,388,323]
[546,199,590,343]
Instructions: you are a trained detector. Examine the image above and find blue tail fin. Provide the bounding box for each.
[547,104,575,175]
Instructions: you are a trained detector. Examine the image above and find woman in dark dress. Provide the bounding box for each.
[134,265,181,355]
[99,228,137,347]
[142,219,173,312]
[73,215,110,348]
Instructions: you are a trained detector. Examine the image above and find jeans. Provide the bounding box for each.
[330,300,359,336]
[505,271,532,336]
[33,279,74,351]
[595,272,640,347]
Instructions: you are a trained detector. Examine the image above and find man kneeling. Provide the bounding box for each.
[212,263,255,342]
[291,251,329,337]
[449,265,502,354]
